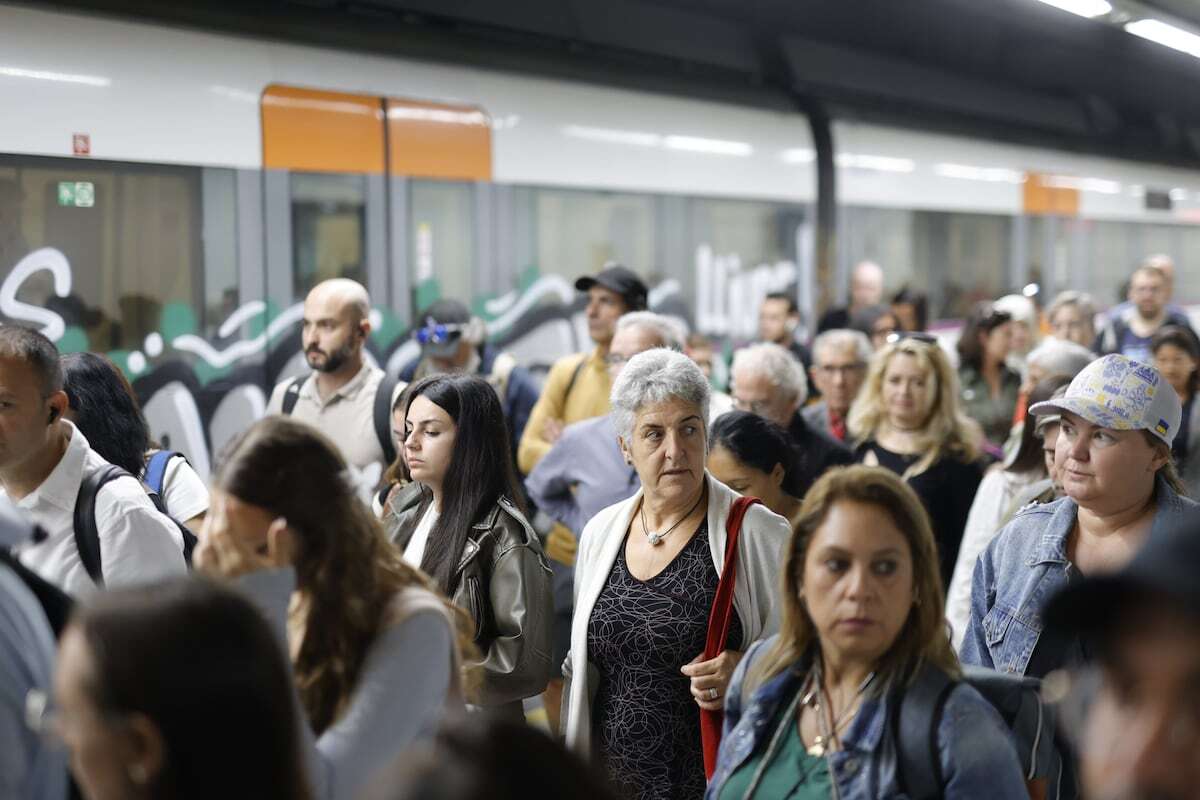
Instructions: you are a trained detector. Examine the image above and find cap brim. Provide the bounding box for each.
[574,276,598,292]
[1028,397,1140,432]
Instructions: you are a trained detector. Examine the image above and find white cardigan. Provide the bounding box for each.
[562,472,791,755]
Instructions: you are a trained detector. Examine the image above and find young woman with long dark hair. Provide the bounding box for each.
[384,373,554,716]
[195,417,471,800]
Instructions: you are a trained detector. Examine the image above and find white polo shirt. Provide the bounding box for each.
[7,422,186,597]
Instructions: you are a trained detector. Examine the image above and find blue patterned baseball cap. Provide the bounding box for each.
[1028,353,1181,446]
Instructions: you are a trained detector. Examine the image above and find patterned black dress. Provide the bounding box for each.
[587,522,744,800]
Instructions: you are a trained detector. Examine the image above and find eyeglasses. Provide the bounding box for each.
[816,363,865,377]
[414,319,466,346]
[885,331,939,346]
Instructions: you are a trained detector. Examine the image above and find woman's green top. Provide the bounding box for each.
[717,690,834,800]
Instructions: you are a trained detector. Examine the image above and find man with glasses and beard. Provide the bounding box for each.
[267,279,399,500]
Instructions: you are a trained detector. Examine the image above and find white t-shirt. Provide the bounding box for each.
[149,453,210,523]
[403,505,438,567]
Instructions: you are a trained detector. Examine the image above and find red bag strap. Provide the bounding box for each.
[703,495,760,661]
[700,495,761,779]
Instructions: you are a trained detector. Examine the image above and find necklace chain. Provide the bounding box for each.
[638,488,705,547]
[801,666,875,757]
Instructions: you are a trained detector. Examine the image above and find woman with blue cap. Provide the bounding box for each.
[961,353,1198,682]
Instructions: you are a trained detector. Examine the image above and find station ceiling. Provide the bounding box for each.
[27,0,1200,167]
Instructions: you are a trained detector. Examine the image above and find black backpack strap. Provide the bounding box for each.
[0,545,75,637]
[893,663,956,800]
[280,376,303,416]
[561,355,587,409]
[72,464,130,587]
[374,371,400,467]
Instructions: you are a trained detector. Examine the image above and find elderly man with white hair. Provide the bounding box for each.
[525,311,686,732]
[563,347,790,800]
[732,342,853,498]
[803,328,872,443]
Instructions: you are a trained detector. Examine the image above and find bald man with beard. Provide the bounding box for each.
[266,279,399,499]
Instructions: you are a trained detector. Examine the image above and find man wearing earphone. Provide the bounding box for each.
[0,326,185,596]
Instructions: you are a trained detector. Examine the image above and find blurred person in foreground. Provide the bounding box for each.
[40,578,312,800]
[1152,325,1200,497]
[518,263,648,475]
[956,301,1020,449]
[732,342,853,498]
[563,349,790,800]
[707,466,1026,799]
[961,354,1197,683]
[524,311,683,730]
[360,716,617,800]
[1045,519,1200,800]
[804,329,872,444]
[849,333,988,588]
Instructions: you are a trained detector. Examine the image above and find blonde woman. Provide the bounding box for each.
[847,333,987,587]
[706,466,1026,799]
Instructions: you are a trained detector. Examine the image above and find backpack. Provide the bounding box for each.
[0,545,73,637]
[281,370,401,466]
[73,465,198,586]
[143,450,182,513]
[891,663,1060,800]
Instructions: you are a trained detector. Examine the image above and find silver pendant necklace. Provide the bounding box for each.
[639,489,705,546]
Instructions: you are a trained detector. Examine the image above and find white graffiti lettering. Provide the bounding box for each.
[694,244,796,339]
[0,248,72,341]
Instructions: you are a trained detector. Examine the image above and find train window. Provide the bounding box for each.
[409,179,474,310]
[291,172,367,297]
[0,154,215,355]
[520,187,656,282]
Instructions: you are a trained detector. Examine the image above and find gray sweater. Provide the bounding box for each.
[239,568,461,800]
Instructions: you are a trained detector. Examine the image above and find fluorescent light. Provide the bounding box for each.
[1043,174,1122,194]
[210,85,258,103]
[561,124,661,147]
[837,153,916,173]
[1032,0,1112,19]
[1170,188,1188,201]
[780,148,816,164]
[663,135,753,156]
[934,163,1024,183]
[1126,19,1200,58]
[388,106,489,126]
[0,65,110,87]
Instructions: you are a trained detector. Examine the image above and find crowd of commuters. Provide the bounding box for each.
[3,251,1200,800]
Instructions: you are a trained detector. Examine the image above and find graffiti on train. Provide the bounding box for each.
[1,246,797,477]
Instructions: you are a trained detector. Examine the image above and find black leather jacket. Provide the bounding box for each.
[384,483,555,709]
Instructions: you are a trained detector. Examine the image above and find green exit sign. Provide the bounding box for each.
[57,181,95,208]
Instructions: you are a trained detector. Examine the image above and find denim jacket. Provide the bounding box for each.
[707,637,1027,800]
[960,475,1196,677]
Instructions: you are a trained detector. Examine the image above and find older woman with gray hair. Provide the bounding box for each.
[563,349,791,800]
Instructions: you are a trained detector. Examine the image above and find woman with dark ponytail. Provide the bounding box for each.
[707,410,804,528]
[384,373,554,716]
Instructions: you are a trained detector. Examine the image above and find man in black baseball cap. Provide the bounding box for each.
[1046,526,1200,800]
[573,263,649,313]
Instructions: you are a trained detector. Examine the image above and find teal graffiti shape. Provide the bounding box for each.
[161,303,197,342]
[371,308,405,349]
[57,326,89,355]
[414,279,441,314]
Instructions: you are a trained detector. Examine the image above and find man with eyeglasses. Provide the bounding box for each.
[803,329,872,443]
[1045,523,1200,800]
[398,297,541,467]
[268,279,402,500]
[731,342,852,498]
